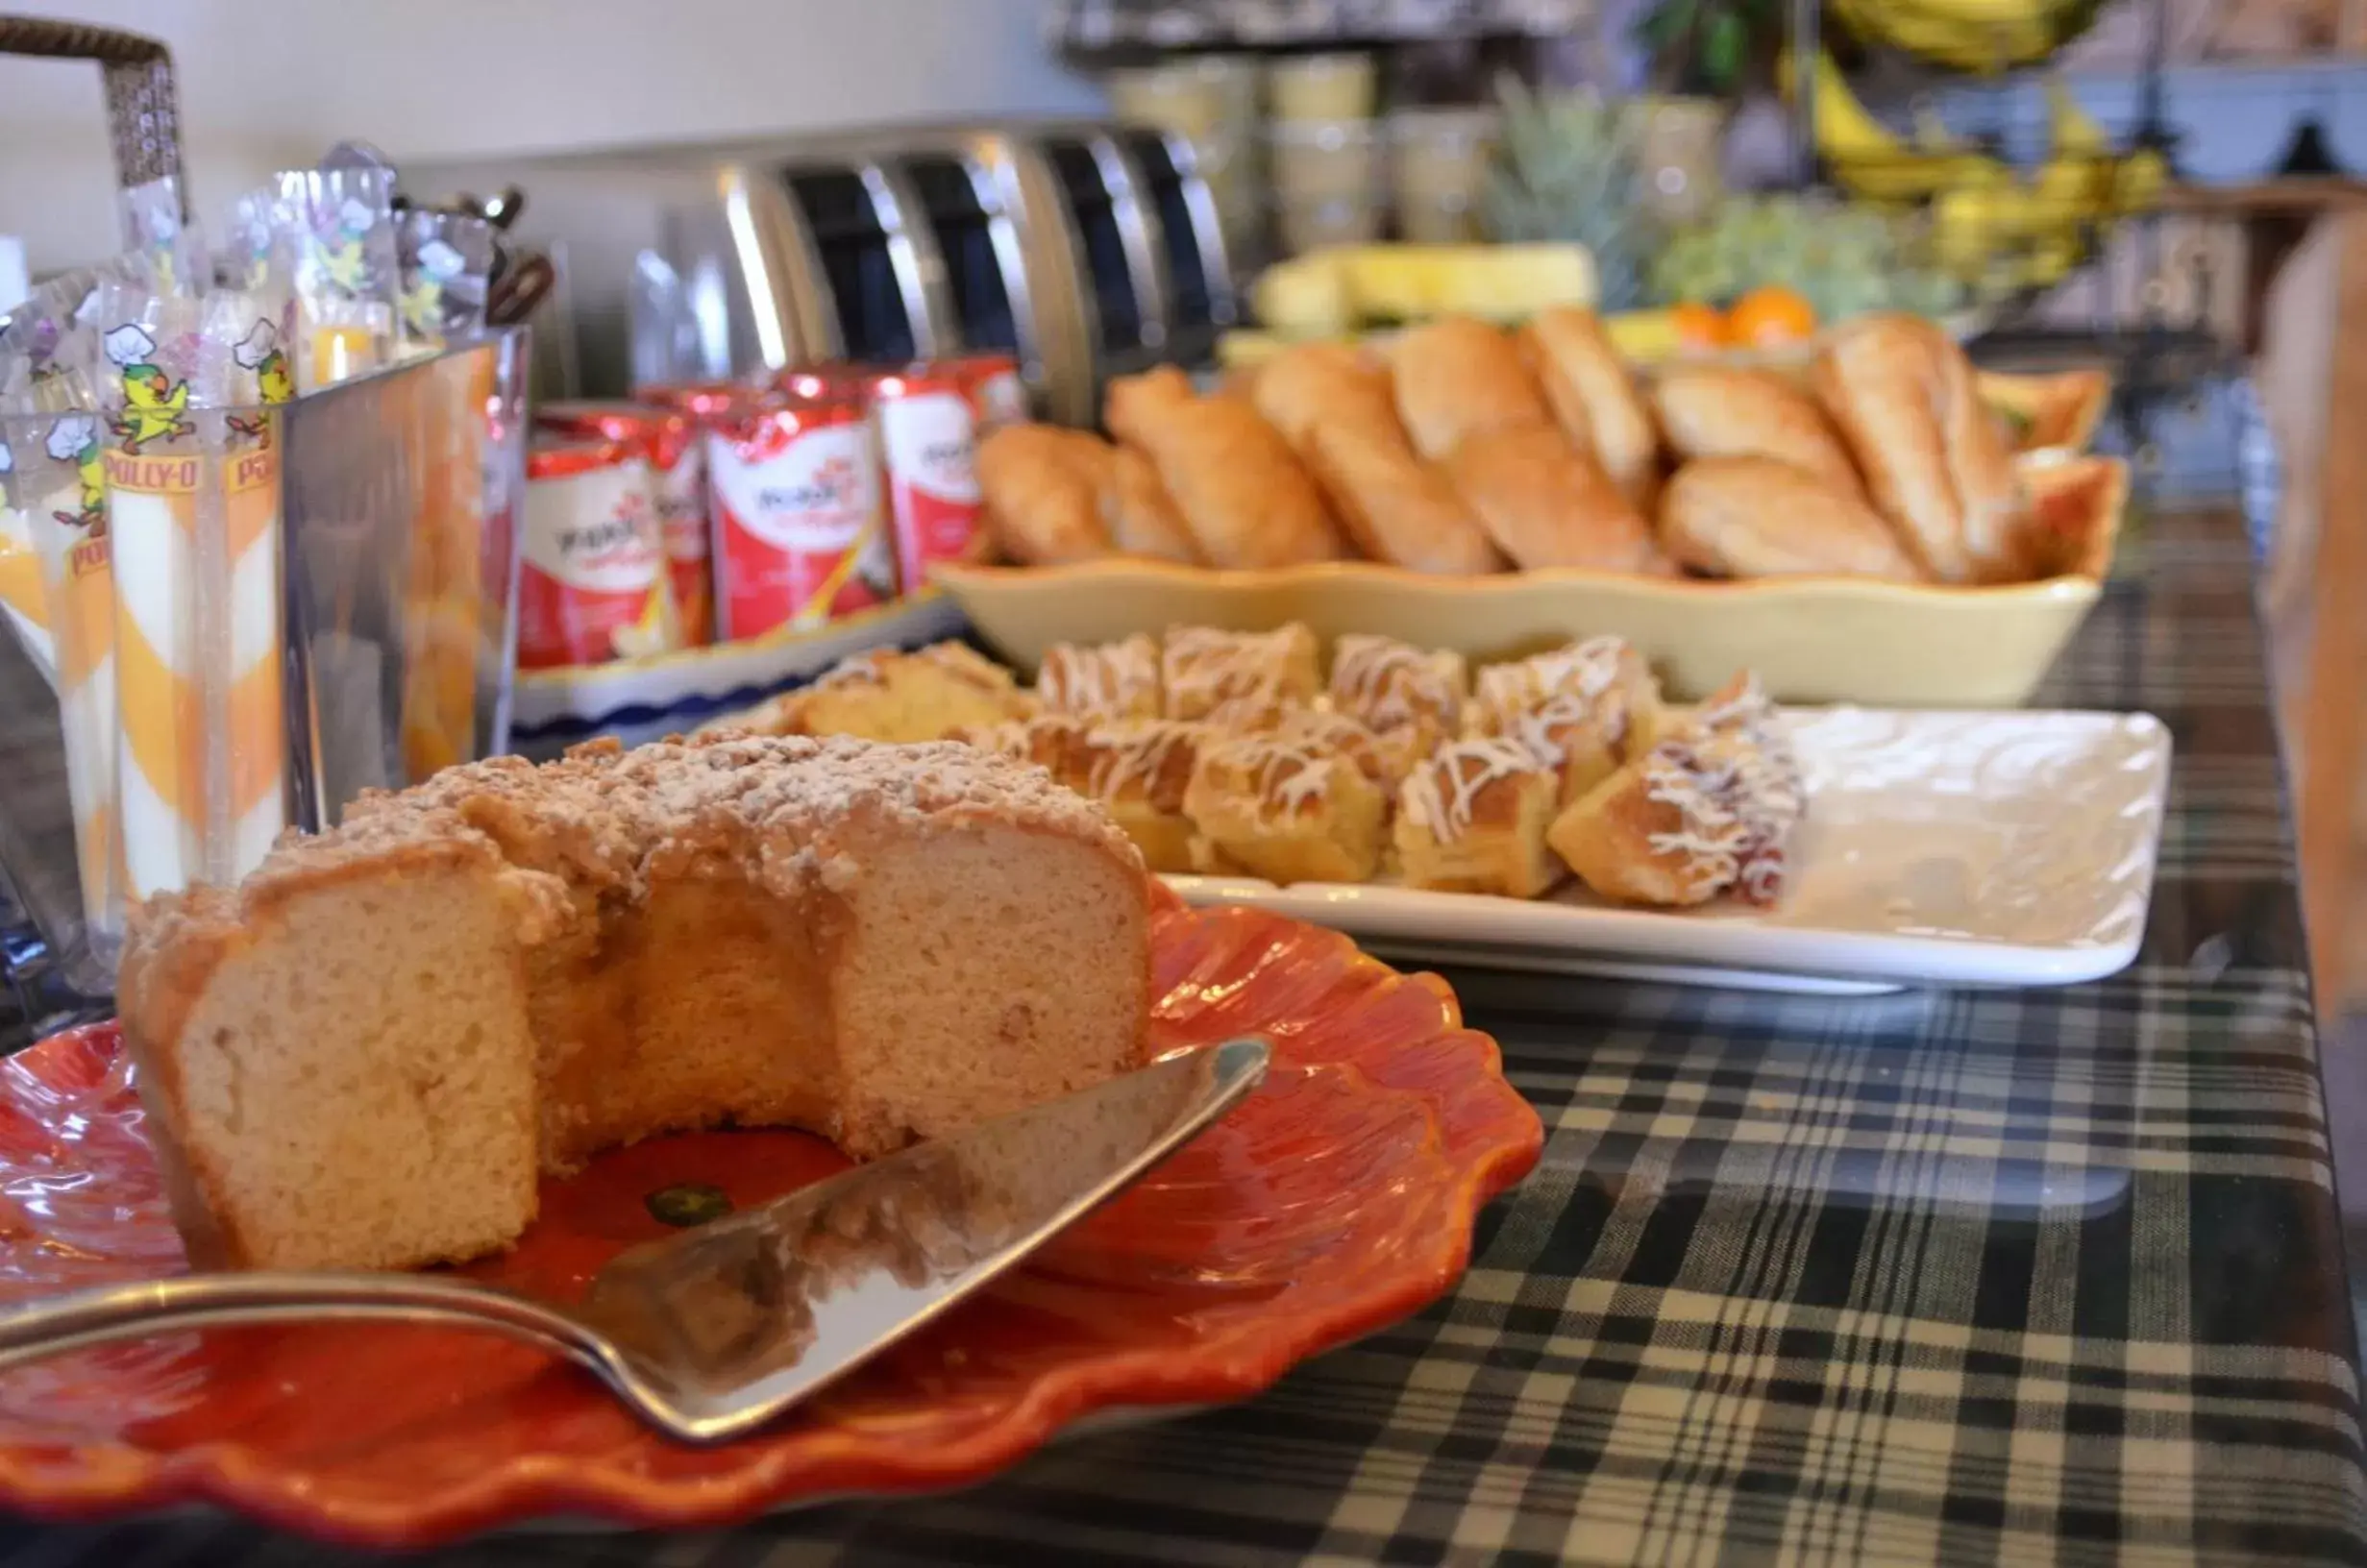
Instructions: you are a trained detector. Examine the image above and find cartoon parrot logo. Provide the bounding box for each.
[44,417,104,533]
[401,237,465,339]
[225,319,293,443]
[317,195,379,296]
[101,324,192,453]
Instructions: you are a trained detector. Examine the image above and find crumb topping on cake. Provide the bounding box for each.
[307,731,1143,911]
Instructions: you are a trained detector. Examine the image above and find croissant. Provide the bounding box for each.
[1105,368,1347,569]
[1523,306,1663,512]
[1659,456,1925,581]
[1253,341,1503,575]
[1387,317,1556,462]
[1811,313,2025,583]
[1441,424,1666,574]
[976,425,1113,566]
[1649,368,1868,503]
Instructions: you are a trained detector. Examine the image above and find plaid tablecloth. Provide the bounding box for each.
[1,503,2357,1567]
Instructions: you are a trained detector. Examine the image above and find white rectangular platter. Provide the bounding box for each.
[1166,709,2173,992]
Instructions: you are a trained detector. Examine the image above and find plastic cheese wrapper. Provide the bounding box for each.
[96,263,298,908]
[0,271,119,943]
[276,166,400,390]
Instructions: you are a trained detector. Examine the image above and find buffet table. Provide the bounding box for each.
[1,502,2358,1566]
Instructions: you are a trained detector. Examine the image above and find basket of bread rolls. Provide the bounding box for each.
[933,311,2126,710]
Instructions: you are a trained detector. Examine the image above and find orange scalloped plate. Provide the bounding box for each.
[0,892,1541,1549]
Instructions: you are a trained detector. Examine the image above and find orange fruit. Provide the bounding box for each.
[1671,301,1728,352]
[1726,285,1818,348]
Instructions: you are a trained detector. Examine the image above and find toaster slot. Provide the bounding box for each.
[903,153,1025,359]
[781,167,921,364]
[1040,135,1161,365]
[1113,128,1238,335]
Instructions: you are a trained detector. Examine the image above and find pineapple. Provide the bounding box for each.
[1480,75,1654,312]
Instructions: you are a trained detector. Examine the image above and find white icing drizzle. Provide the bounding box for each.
[1473,636,1631,730]
[1330,635,1457,733]
[1207,733,1335,820]
[1080,721,1200,812]
[1040,636,1161,719]
[1163,625,1311,721]
[1268,709,1388,785]
[1639,706,1805,905]
[1400,736,1542,843]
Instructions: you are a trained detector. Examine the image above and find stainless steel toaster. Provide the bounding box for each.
[407,121,1241,428]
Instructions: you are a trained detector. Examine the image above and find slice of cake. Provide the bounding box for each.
[117,734,1152,1274]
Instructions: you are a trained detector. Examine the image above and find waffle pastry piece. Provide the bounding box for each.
[1161,623,1322,725]
[1468,636,1663,806]
[1547,675,1805,908]
[1394,737,1566,898]
[115,734,1152,1272]
[961,713,1208,873]
[720,642,1036,743]
[1037,633,1165,721]
[1181,729,1389,885]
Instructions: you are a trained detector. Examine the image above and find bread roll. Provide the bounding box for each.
[1649,368,1867,502]
[1811,313,2025,583]
[1104,369,1346,568]
[1100,448,1201,563]
[977,425,1113,565]
[1388,317,1555,462]
[1442,424,1666,574]
[1522,306,1662,511]
[1659,456,1925,581]
[1253,341,1503,574]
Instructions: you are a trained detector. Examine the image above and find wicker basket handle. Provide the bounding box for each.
[0,14,184,204]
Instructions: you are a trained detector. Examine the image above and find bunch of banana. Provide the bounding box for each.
[1794,50,2003,203]
[1830,0,2108,74]
[1801,54,2169,294]
[1929,83,2168,290]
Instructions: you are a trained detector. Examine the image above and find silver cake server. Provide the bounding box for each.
[0,1039,1268,1443]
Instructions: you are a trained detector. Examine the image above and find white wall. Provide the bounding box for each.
[0,0,1102,276]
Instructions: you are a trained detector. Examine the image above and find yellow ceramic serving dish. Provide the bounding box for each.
[937,453,2129,709]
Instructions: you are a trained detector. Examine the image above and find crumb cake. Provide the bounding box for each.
[117,734,1153,1274]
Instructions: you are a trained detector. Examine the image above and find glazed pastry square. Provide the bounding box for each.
[1162,624,1322,726]
[736,642,1037,744]
[1468,636,1662,806]
[1328,633,1467,755]
[1252,706,1415,795]
[1181,729,1388,885]
[960,714,1208,874]
[1038,634,1165,722]
[1394,737,1566,899]
[1547,678,1805,908]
